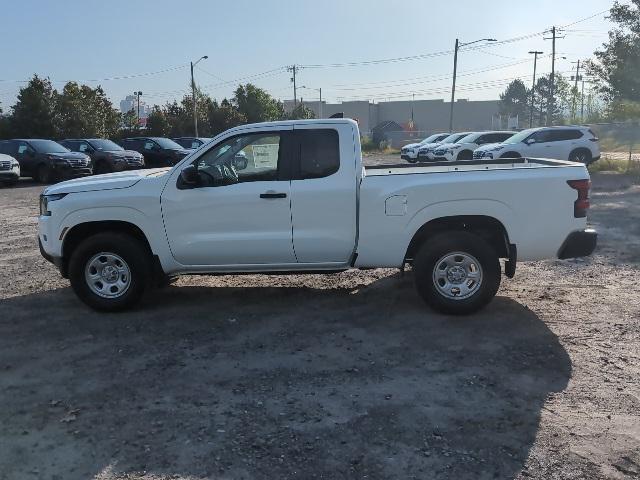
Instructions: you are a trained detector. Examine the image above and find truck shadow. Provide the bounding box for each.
[0,273,571,479]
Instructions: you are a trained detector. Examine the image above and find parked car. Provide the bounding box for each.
[0,153,20,186]
[400,133,450,162]
[0,139,92,183]
[60,139,144,174]
[473,126,601,164]
[38,119,596,314]
[431,131,516,162]
[172,137,212,150]
[417,132,473,161]
[118,137,193,168]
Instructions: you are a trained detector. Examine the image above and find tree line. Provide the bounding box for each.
[0,77,314,140]
[500,0,640,126]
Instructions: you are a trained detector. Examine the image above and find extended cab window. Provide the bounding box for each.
[193,132,282,187]
[296,129,339,179]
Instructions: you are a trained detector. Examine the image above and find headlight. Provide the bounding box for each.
[39,193,67,216]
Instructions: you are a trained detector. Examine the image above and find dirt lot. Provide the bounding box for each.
[0,164,639,479]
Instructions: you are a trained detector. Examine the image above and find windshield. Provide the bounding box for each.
[29,140,70,153]
[503,129,535,144]
[441,133,469,144]
[88,139,124,151]
[154,138,186,150]
[457,133,480,144]
[421,134,445,144]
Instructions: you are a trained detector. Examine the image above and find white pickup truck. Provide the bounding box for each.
[38,119,597,314]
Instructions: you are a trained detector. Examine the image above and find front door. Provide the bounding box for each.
[161,127,297,267]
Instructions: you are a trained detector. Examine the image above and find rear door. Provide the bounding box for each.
[289,124,357,264]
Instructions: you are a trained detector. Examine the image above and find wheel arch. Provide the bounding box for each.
[405,215,513,263]
[61,220,159,278]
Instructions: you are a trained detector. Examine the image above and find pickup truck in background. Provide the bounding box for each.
[38,119,597,314]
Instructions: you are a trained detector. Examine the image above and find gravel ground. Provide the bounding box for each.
[0,165,638,480]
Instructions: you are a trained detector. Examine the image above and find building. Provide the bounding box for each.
[284,97,504,146]
[120,95,151,126]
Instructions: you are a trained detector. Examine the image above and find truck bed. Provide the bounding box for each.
[365,157,580,176]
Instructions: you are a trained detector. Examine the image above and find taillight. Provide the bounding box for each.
[567,179,591,218]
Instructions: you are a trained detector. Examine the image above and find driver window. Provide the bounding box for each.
[531,130,551,143]
[144,141,156,151]
[79,142,89,152]
[194,132,281,187]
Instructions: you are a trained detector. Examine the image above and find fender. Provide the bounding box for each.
[404,199,517,249]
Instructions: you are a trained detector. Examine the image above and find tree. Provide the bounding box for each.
[207,99,246,135]
[284,104,316,120]
[146,106,171,136]
[498,79,530,122]
[233,84,284,123]
[54,82,120,138]
[10,75,57,138]
[587,0,640,118]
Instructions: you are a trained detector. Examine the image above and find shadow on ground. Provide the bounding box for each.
[0,273,571,480]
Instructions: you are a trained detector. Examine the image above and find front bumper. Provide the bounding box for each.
[38,236,66,275]
[0,171,20,182]
[401,153,417,161]
[558,229,597,259]
[52,164,93,178]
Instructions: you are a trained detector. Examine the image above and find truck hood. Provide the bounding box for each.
[43,168,171,195]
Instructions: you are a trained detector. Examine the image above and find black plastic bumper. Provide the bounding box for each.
[38,237,66,275]
[558,229,598,259]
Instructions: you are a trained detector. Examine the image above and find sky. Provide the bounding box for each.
[0,0,615,111]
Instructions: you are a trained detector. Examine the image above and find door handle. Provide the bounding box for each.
[260,192,287,199]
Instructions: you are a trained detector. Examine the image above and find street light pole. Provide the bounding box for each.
[190,55,208,137]
[134,91,142,128]
[449,37,497,132]
[528,51,543,128]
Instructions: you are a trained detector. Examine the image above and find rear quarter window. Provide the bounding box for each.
[296,129,340,180]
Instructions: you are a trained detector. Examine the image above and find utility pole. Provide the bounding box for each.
[411,93,415,123]
[134,91,142,128]
[190,55,208,137]
[544,26,564,126]
[528,51,543,128]
[449,39,459,133]
[288,65,298,109]
[449,37,497,132]
[571,60,581,122]
[581,78,586,122]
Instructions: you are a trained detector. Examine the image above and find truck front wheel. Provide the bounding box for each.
[413,231,501,315]
[68,232,151,311]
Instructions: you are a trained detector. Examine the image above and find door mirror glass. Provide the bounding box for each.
[525,138,536,145]
[180,164,199,186]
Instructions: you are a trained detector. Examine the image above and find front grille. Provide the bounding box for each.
[125,156,143,165]
[473,151,485,159]
[0,160,11,171]
[434,149,446,156]
[68,158,89,167]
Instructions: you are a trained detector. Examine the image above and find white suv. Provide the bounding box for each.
[431,131,515,162]
[417,132,472,161]
[401,133,450,162]
[473,126,600,164]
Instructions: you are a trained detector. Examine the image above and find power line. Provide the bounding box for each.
[0,64,189,84]
[561,9,610,28]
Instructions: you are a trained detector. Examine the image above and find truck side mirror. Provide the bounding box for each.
[180,164,199,186]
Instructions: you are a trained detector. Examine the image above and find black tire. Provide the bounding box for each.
[569,148,592,165]
[457,150,473,161]
[413,231,501,315]
[34,164,51,183]
[68,232,151,312]
[500,152,522,160]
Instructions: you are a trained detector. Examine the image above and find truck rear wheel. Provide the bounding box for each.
[68,232,151,311]
[413,231,501,315]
